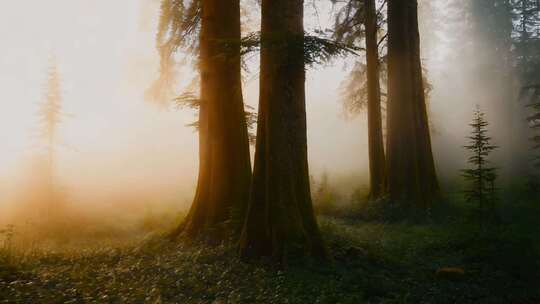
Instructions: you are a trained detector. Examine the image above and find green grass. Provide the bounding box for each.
[1,195,539,303]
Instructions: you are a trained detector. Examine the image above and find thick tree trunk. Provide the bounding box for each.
[365,0,386,200]
[386,0,439,208]
[176,0,252,239]
[238,0,326,261]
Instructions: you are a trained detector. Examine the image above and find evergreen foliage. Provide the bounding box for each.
[462,107,499,215]
[149,0,358,106]
[146,0,201,104]
[331,1,433,120]
[525,85,540,168]
[174,92,257,145]
[512,0,540,85]
[331,0,386,117]
[239,31,361,66]
[514,2,540,174]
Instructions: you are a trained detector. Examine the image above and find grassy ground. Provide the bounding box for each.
[1,195,539,303]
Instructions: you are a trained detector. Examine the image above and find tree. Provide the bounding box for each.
[239,0,327,261]
[514,2,540,172]
[364,0,386,199]
[525,85,540,169]
[333,0,434,201]
[333,0,387,200]
[462,107,499,218]
[386,0,439,207]
[37,59,64,215]
[157,0,252,239]
[513,0,540,85]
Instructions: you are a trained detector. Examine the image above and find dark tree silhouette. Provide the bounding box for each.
[386,0,439,208]
[239,0,327,261]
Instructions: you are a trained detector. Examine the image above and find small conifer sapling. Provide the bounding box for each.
[462,107,499,219]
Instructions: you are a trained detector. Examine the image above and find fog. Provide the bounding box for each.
[423,1,531,187]
[0,1,530,235]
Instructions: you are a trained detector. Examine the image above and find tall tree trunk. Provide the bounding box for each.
[365,0,386,199]
[386,0,439,208]
[175,0,252,239]
[238,0,326,261]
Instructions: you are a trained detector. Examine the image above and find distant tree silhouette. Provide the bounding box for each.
[313,172,338,215]
[37,59,65,215]
[513,1,540,174]
[333,0,436,202]
[525,85,540,170]
[459,0,532,176]
[513,0,540,87]
[332,0,386,200]
[462,107,499,218]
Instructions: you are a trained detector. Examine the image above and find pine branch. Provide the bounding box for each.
[239,31,362,66]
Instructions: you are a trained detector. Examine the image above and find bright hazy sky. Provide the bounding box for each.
[0,1,368,209]
[1,0,513,219]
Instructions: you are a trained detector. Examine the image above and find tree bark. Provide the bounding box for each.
[175,0,252,239]
[238,0,326,261]
[386,0,439,208]
[365,0,386,199]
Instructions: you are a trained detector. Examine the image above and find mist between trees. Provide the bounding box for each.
[0,0,538,261]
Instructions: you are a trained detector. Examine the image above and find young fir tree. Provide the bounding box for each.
[462,107,499,216]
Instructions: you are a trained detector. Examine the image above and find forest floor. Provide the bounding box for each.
[1,194,540,303]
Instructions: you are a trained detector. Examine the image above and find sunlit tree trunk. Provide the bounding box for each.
[386,0,439,208]
[365,0,386,199]
[175,0,252,239]
[238,0,326,261]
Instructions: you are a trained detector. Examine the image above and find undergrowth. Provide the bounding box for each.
[1,193,539,303]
